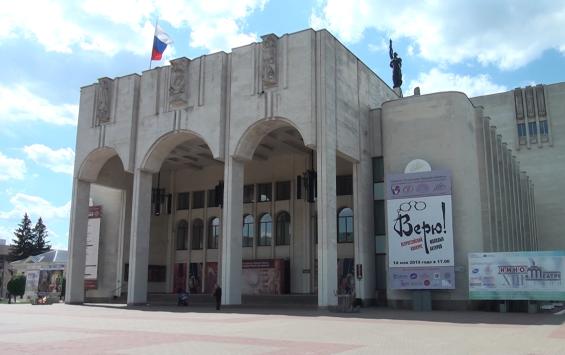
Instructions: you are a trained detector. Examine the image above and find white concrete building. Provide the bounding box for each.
[66,28,559,309]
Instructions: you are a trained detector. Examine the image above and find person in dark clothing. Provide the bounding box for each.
[213,284,222,310]
[177,288,189,306]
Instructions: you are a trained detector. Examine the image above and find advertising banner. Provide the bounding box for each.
[386,170,454,289]
[25,270,40,296]
[38,269,64,297]
[241,259,286,295]
[469,251,565,301]
[85,206,101,289]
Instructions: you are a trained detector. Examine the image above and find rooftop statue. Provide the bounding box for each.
[389,39,403,89]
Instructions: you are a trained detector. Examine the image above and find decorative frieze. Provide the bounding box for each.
[524,86,535,118]
[169,57,189,108]
[261,34,278,89]
[513,88,524,120]
[535,84,546,117]
[96,77,113,124]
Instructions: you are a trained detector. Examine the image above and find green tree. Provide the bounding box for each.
[7,274,26,303]
[9,213,34,261]
[32,217,51,255]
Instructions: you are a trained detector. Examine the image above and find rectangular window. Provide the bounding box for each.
[257,183,272,202]
[336,175,353,196]
[193,191,205,209]
[243,185,255,203]
[148,265,166,282]
[177,192,189,210]
[208,189,218,207]
[528,121,538,136]
[275,181,291,201]
[539,120,549,135]
[528,121,538,143]
[517,123,526,137]
[374,200,385,235]
[372,157,384,183]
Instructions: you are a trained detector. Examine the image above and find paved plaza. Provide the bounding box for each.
[1,303,565,354]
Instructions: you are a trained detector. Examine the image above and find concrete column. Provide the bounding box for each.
[316,149,337,306]
[315,30,338,307]
[221,157,244,305]
[127,169,152,305]
[66,179,90,304]
[353,160,375,302]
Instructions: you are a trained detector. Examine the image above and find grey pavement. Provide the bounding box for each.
[1,303,564,354]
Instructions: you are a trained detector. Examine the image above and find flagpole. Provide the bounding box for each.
[149,17,159,70]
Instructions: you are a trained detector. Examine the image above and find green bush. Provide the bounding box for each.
[7,274,26,301]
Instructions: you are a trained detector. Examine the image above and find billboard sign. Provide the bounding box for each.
[85,206,101,289]
[386,170,455,289]
[469,251,565,300]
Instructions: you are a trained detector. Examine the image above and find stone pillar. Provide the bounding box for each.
[353,159,375,302]
[315,30,338,306]
[66,179,90,304]
[127,169,152,305]
[220,157,244,305]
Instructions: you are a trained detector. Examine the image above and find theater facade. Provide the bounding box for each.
[66,28,564,308]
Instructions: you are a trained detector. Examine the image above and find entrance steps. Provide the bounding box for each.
[146,293,318,307]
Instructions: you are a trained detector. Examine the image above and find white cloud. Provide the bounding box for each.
[0,152,26,181]
[0,193,71,220]
[0,0,268,56]
[408,68,508,97]
[0,84,78,126]
[310,0,565,70]
[23,144,75,175]
[0,225,14,241]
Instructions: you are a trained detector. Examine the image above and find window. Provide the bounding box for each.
[176,220,188,250]
[336,175,353,196]
[258,213,272,246]
[372,157,384,183]
[208,189,218,207]
[193,191,205,209]
[208,217,220,249]
[148,265,166,282]
[275,211,291,245]
[338,208,354,243]
[276,181,291,201]
[540,120,549,136]
[191,219,203,250]
[257,183,272,202]
[177,192,189,210]
[373,200,385,236]
[517,123,527,137]
[243,185,255,203]
[242,215,254,247]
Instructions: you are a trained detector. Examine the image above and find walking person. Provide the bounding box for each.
[213,284,222,310]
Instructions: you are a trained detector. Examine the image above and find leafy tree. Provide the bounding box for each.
[32,217,51,255]
[7,274,26,303]
[9,213,34,261]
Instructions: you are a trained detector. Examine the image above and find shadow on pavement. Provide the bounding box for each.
[77,302,565,326]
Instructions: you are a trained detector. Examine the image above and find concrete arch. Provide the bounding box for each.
[78,147,124,182]
[233,117,309,161]
[141,130,217,173]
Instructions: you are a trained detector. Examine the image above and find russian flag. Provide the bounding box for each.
[151,25,172,61]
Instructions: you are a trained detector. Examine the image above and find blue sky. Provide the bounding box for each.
[1,0,564,250]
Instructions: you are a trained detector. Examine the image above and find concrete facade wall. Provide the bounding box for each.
[472,83,565,251]
[381,92,536,303]
[69,28,396,305]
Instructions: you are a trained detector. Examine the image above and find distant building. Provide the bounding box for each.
[66,28,561,309]
[10,250,67,300]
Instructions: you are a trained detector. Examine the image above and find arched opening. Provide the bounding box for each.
[234,119,316,301]
[128,131,224,299]
[69,148,132,303]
